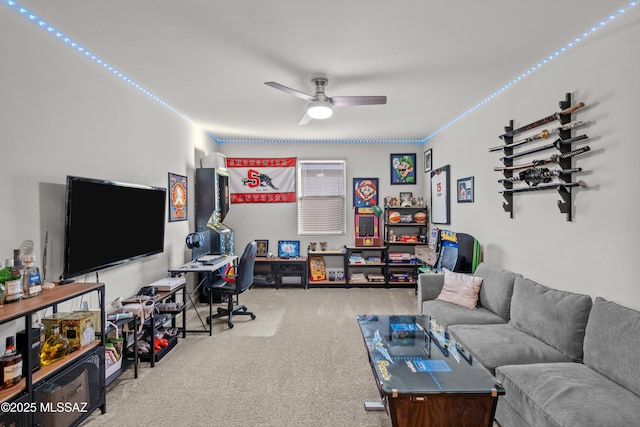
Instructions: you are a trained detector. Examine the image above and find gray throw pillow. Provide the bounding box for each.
[509,277,592,362]
[474,263,521,322]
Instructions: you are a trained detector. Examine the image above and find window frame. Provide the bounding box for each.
[297,159,346,236]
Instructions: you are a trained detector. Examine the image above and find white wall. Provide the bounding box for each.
[424,12,640,309]
[219,143,425,253]
[0,7,216,321]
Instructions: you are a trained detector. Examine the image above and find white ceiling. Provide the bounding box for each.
[15,1,624,142]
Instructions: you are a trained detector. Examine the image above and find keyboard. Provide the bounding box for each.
[199,256,225,266]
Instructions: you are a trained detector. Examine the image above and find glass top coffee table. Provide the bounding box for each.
[357,314,504,427]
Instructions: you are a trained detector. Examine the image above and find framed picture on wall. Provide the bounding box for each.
[457,176,474,203]
[430,165,450,224]
[353,178,379,207]
[424,149,432,173]
[255,240,269,257]
[168,172,187,222]
[390,153,416,185]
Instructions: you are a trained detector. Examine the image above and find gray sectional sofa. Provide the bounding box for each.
[417,263,640,427]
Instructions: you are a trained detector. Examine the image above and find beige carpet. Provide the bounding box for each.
[81,287,417,427]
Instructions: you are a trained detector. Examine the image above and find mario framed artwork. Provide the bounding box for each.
[353,178,379,207]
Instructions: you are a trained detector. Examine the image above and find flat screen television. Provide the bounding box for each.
[62,175,167,281]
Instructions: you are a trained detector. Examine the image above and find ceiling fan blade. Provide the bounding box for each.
[330,96,387,107]
[298,112,312,125]
[265,82,316,102]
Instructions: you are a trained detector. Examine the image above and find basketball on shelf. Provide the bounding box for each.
[389,211,401,224]
[413,212,427,224]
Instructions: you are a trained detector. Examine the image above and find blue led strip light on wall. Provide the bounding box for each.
[4,0,637,144]
[2,0,190,123]
[421,1,638,143]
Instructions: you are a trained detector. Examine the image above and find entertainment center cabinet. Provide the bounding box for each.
[0,282,106,427]
[253,257,308,289]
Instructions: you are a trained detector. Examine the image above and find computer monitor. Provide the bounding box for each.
[278,240,300,258]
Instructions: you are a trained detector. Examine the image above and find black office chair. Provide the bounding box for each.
[206,241,257,328]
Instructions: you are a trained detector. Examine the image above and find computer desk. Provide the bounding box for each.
[168,254,238,336]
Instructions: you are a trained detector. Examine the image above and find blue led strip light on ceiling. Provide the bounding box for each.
[421,1,638,143]
[216,138,424,144]
[4,0,637,144]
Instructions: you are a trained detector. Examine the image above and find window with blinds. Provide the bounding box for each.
[297,160,346,235]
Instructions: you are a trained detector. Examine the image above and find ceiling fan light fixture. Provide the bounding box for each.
[307,100,333,119]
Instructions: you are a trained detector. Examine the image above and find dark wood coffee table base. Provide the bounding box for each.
[383,392,497,427]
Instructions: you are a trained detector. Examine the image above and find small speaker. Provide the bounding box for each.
[16,328,42,375]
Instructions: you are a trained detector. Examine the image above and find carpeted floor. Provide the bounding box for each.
[81,287,417,427]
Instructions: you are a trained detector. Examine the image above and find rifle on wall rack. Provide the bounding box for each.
[489,121,583,152]
[498,167,582,186]
[499,135,588,161]
[498,102,585,139]
[494,146,591,172]
[499,180,588,194]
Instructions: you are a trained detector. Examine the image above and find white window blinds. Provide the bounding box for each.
[297,160,346,235]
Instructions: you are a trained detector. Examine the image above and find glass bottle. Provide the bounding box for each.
[40,324,70,366]
[0,259,10,307]
[13,250,24,271]
[0,336,23,389]
[21,255,42,299]
[4,259,23,304]
[33,315,46,349]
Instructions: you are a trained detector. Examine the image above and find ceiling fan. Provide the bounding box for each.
[264,78,387,125]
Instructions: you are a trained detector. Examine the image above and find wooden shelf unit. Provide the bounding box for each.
[0,282,106,426]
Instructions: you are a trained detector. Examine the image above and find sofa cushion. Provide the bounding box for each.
[473,263,521,322]
[436,269,483,309]
[421,300,505,328]
[496,362,640,427]
[583,297,640,397]
[509,277,592,362]
[448,323,571,374]
[417,273,445,315]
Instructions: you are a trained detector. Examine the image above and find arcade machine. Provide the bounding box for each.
[432,229,481,274]
[195,167,235,302]
[354,207,381,247]
[353,178,382,247]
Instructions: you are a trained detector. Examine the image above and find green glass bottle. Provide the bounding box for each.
[0,259,10,307]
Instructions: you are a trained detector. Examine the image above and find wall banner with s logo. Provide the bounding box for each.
[226,157,297,203]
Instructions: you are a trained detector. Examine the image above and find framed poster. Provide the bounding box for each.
[353,178,379,207]
[430,165,450,224]
[390,153,416,185]
[168,173,187,222]
[255,240,269,257]
[424,149,432,173]
[457,176,474,203]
